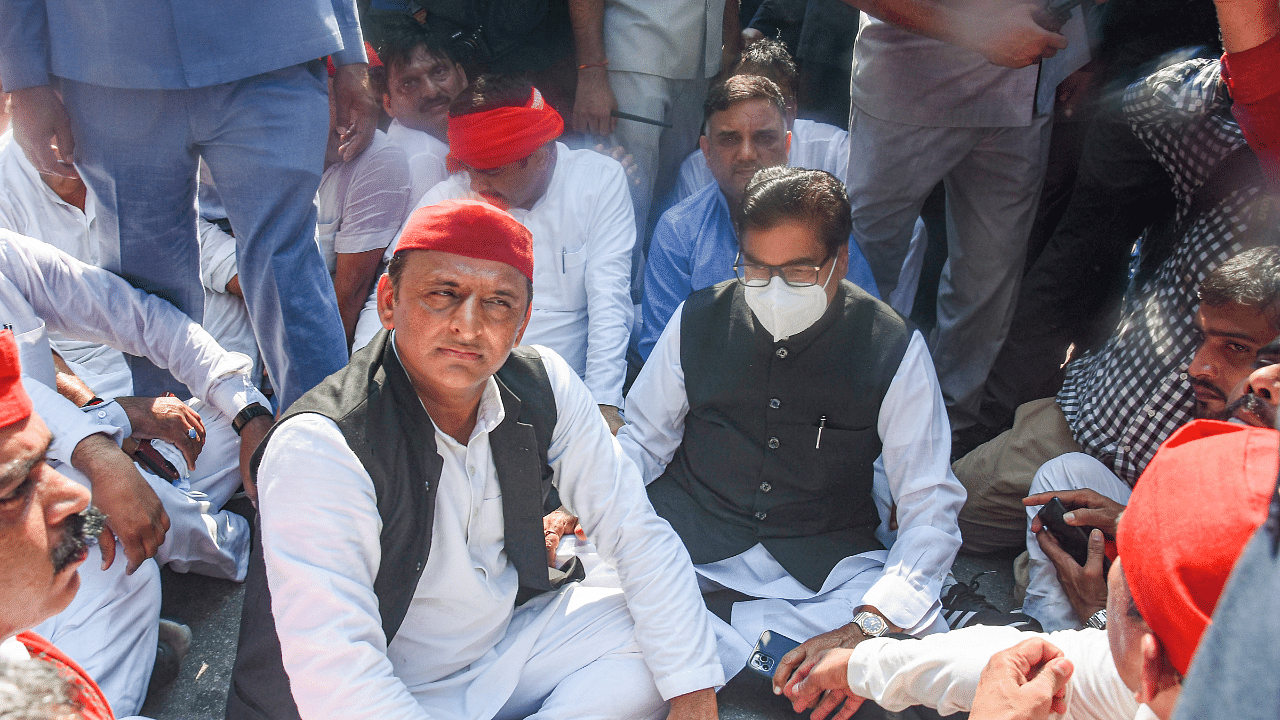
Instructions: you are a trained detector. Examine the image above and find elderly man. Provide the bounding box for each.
[228,200,720,720]
[778,418,1278,720]
[355,76,635,428]
[613,167,965,681]
[638,75,878,361]
[0,328,113,719]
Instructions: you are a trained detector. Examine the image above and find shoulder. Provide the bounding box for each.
[1124,58,1226,126]
[657,183,721,235]
[555,144,628,189]
[682,278,739,319]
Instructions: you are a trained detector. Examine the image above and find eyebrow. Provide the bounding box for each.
[1203,326,1268,343]
[0,434,51,491]
[741,251,824,266]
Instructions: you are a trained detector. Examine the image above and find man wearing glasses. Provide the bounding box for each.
[614,166,966,682]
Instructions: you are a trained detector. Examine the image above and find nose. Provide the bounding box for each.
[1248,362,1280,403]
[1188,344,1216,380]
[41,466,90,528]
[449,294,484,338]
[467,171,493,195]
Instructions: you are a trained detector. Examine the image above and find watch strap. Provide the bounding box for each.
[232,403,273,435]
[1085,608,1107,630]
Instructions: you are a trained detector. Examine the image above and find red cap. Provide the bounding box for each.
[0,329,33,429]
[1117,419,1279,675]
[446,87,564,172]
[394,200,534,282]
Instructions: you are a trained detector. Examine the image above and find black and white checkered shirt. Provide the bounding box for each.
[1057,59,1273,486]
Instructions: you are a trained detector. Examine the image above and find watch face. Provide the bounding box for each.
[857,613,885,636]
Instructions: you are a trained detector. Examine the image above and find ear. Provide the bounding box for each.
[382,93,393,117]
[1137,633,1182,706]
[376,273,397,330]
[513,300,532,346]
[784,130,792,155]
[699,134,710,157]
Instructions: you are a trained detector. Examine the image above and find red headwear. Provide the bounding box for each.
[327,42,383,77]
[394,199,534,282]
[0,329,33,429]
[1117,419,1279,675]
[446,87,564,172]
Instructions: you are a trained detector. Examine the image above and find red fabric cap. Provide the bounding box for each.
[1117,419,1279,675]
[327,42,383,76]
[394,199,534,282]
[18,631,114,720]
[0,329,33,429]
[446,87,564,172]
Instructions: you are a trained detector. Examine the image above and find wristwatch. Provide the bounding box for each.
[852,611,889,638]
[232,402,273,435]
[1085,608,1107,630]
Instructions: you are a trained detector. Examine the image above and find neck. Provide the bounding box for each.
[404,368,485,444]
[41,174,86,211]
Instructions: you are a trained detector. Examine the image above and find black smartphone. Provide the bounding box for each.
[746,630,801,679]
[1035,497,1091,565]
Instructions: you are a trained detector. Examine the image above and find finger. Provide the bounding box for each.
[1035,529,1078,573]
[833,694,865,720]
[786,676,820,710]
[1049,33,1069,49]
[1063,507,1112,529]
[98,526,117,570]
[1023,656,1074,710]
[54,116,76,167]
[122,534,144,575]
[1030,515,1043,533]
[773,648,807,695]
[545,533,560,566]
[1084,528,1106,571]
[810,690,843,720]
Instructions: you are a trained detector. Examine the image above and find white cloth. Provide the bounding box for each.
[316,129,411,275]
[617,309,966,678]
[844,626,1150,720]
[385,120,450,206]
[196,217,262,373]
[1024,453,1133,631]
[357,144,635,407]
[257,343,722,720]
[673,119,850,202]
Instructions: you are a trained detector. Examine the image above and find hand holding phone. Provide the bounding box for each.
[746,630,801,679]
[1035,497,1092,566]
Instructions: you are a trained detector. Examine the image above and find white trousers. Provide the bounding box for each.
[1023,453,1131,631]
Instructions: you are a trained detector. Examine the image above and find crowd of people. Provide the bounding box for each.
[0,0,1277,719]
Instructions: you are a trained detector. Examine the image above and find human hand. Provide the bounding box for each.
[970,637,1073,720]
[774,622,873,718]
[543,507,585,566]
[1025,488,1124,538]
[668,688,717,720]
[71,433,169,574]
[592,143,642,187]
[783,648,866,720]
[11,85,78,178]
[1036,527,1109,623]
[237,414,273,506]
[226,274,243,298]
[599,404,625,434]
[960,2,1068,68]
[1054,67,1096,119]
[332,62,377,161]
[116,396,206,470]
[573,69,618,136]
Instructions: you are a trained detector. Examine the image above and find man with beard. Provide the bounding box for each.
[0,328,113,720]
[1016,245,1280,632]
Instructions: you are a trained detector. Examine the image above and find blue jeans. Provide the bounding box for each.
[61,61,347,411]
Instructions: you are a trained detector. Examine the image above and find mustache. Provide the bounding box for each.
[51,506,106,574]
[1190,377,1227,402]
[1228,392,1277,428]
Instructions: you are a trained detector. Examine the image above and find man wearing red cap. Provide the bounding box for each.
[768,418,1279,720]
[0,328,114,720]
[229,199,720,720]
[355,75,635,432]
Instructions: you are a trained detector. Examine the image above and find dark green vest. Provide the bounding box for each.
[226,330,572,720]
[646,280,912,592]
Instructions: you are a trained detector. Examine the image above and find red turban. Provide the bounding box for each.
[1117,419,1279,675]
[394,199,534,282]
[446,87,564,172]
[0,329,33,429]
[327,42,382,77]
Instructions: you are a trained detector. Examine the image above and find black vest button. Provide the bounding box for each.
[776,347,788,359]
[754,511,768,521]
[769,398,780,409]
[759,482,772,492]
[767,437,780,449]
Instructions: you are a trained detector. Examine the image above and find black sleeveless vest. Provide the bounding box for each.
[645,280,912,591]
[225,330,572,720]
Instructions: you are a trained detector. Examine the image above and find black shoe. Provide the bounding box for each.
[941,573,1042,632]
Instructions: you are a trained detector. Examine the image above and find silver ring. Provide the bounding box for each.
[187,428,198,440]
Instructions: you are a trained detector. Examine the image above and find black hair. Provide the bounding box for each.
[1199,246,1280,328]
[733,38,799,100]
[372,14,459,96]
[703,74,787,124]
[449,74,533,117]
[736,167,852,258]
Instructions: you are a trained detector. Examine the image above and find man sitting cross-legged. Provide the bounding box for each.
[593,167,967,682]
[227,200,720,720]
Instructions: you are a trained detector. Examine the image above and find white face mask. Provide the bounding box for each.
[743,263,837,342]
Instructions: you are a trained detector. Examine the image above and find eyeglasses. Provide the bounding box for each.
[733,252,833,288]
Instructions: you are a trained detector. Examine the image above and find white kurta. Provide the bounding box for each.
[844,626,1152,720]
[386,119,451,206]
[616,306,966,678]
[355,143,635,407]
[257,343,722,720]
[316,129,411,275]
[673,119,851,203]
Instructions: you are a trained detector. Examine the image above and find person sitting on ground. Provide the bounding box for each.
[227,200,721,720]
[0,328,114,720]
[1018,245,1280,631]
[355,76,635,430]
[775,418,1278,720]
[637,75,879,362]
[598,167,966,683]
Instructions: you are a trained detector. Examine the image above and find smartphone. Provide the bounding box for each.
[746,630,801,679]
[1035,497,1091,566]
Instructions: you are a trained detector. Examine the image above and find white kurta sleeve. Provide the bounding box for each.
[0,230,268,420]
[845,627,1137,720]
[536,345,723,699]
[331,138,411,256]
[579,159,636,408]
[198,218,239,295]
[258,415,432,720]
[859,332,966,631]
[616,306,688,485]
[23,376,124,464]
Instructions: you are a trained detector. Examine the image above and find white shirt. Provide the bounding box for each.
[392,143,635,407]
[616,305,966,631]
[673,119,851,204]
[316,130,412,275]
[846,626,1151,720]
[257,344,722,720]
[385,120,450,206]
